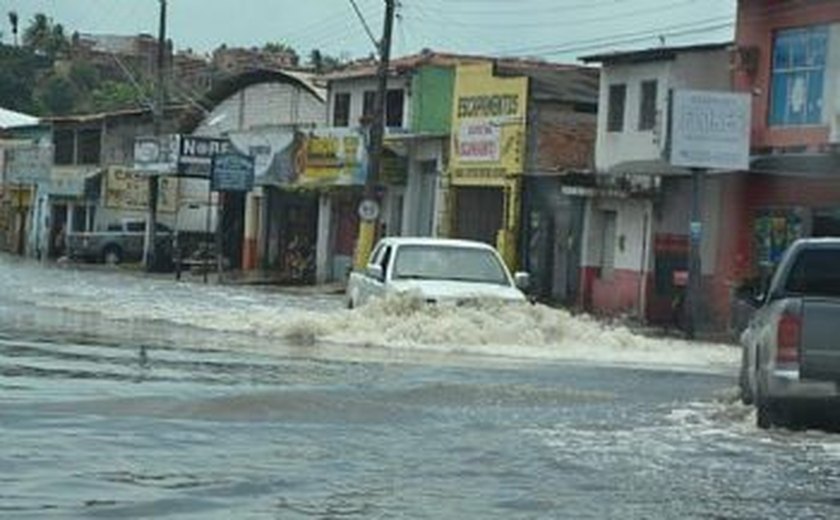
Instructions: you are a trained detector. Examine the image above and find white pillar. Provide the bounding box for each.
[316,194,332,284]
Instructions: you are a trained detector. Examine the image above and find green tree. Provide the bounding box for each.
[22,13,68,59]
[308,49,343,73]
[0,43,48,113]
[36,75,76,115]
[90,80,147,112]
[263,41,299,66]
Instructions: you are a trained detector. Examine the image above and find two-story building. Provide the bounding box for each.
[721,0,840,331]
[39,107,188,260]
[576,43,732,326]
[318,52,479,282]
[319,51,598,298]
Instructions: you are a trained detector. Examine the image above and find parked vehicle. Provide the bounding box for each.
[346,237,530,308]
[739,238,840,429]
[66,219,173,265]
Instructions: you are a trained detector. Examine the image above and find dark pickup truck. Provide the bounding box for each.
[739,238,840,428]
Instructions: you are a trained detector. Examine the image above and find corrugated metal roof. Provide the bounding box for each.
[323,50,599,106]
[0,107,39,129]
[580,42,732,65]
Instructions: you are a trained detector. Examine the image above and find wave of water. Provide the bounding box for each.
[0,256,739,372]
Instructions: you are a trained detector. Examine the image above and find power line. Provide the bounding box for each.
[495,15,734,56]
[349,0,380,53]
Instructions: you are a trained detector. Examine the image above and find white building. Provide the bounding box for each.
[576,42,732,324]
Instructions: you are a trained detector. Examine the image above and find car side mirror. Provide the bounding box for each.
[366,264,384,281]
[514,272,531,291]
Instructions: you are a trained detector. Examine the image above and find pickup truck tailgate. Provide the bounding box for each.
[800,299,840,382]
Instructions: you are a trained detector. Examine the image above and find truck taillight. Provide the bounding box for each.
[776,312,801,364]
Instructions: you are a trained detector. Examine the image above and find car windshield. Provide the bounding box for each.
[392,244,510,286]
[784,248,840,297]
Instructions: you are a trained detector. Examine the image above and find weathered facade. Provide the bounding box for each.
[720,0,840,332]
[186,69,325,278]
[577,43,732,325]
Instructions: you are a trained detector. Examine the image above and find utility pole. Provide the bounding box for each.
[144,0,166,271]
[352,0,396,270]
[685,167,705,339]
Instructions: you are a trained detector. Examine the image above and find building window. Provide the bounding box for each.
[770,25,828,126]
[77,128,102,165]
[333,92,351,127]
[54,129,75,165]
[607,84,626,132]
[385,89,404,128]
[638,80,657,131]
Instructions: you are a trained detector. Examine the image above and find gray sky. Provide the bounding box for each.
[0,0,736,63]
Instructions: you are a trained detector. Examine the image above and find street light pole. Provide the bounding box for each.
[352,0,396,270]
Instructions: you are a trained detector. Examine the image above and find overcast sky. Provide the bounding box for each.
[0,0,736,63]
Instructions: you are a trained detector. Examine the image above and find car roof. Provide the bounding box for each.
[376,237,497,250]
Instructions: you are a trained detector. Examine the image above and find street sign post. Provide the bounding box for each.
[670,89,751,338]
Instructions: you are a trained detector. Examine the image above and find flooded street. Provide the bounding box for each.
[2,254,840,519]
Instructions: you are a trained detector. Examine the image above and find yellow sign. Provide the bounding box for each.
[298,129,366,186]
[450,63,528,184]
[104,167,178,213]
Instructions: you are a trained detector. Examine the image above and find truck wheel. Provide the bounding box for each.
[739,348,754,405]
[757,394,791,430]
[103,245,123,265]
[756,397,774,429]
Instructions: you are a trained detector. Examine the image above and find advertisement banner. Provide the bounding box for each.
[450,63,528,184]
[104,167,178,213]
[178,136,232,177]
[298,129,367,186]
[229,130,297,186]
[133,134,180,174]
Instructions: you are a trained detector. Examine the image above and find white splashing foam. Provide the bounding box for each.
[1,258,738,373]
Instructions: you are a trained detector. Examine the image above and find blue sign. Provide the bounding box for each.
[211,153,255,192]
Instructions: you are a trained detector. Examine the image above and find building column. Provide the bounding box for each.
[241,190,260,271]
[316,193,332,284]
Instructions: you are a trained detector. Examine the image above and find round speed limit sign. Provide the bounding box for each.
[358,199,380,222]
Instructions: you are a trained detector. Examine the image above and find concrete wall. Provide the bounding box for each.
[594,49,731,172]
[411,66,454,135]
[194,82,325,136]
[326,76,411,131]
[532,102,596,172]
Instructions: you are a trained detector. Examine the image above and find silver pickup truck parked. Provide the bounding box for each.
[67,219,173,264]
[739,238,840,429]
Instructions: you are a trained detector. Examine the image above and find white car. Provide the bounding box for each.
[345,237,530,308]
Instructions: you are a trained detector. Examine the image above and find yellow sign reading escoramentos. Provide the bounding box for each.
[450,63,528,184]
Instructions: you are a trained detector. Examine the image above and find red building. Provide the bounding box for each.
[713,0,840,333]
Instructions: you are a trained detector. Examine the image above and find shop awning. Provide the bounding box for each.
[749,153,840,178]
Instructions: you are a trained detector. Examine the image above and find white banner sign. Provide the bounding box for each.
[670,90,751,171]
[457,120,501,163]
